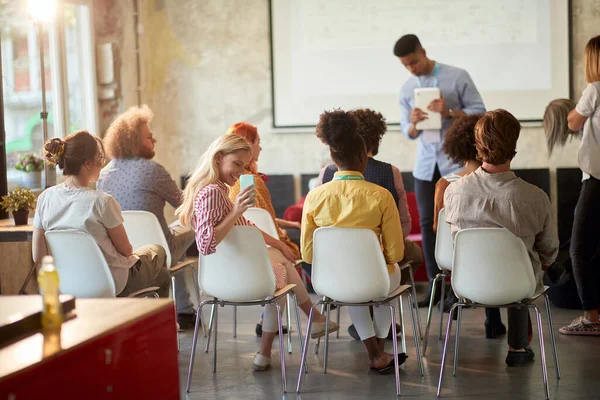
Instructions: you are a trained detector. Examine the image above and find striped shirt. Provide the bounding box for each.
[193,181,253,255]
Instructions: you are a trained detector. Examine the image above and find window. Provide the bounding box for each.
[1,0,98,190]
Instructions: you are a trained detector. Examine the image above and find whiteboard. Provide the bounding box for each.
[270,0,571,127]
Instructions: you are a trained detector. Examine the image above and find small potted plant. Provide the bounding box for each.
[0,186,36,226]
[15,153,44,188]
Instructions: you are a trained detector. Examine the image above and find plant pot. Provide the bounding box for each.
[19,171,43,189]
[13,208,29,226]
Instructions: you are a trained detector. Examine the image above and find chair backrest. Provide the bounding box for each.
[45,230,117,298]
[122,211,172,267]
[435,208,453,272]
[312,227,390,303]
[243,208,278,239]
[199,226,275,302]
[452,228,536,305]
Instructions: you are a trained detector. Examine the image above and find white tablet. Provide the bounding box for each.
[414,87,442,130]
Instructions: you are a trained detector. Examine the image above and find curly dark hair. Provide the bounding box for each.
[315,109,365,166]
[349,109,387,156]
[442,114,483,164]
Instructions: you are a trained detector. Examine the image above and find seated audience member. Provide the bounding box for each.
[176,134,338,371]
[302,109,407,373]
[97,105,196,329]
[32,131,170,299]
[444,109,559,366]
[433,114,504,335]
[319,109,423,339]
[542,99,578,155]
[226,122,301,336]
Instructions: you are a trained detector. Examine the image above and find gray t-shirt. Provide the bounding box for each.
[576,81,600,180]
[97,158,182,240]
[34,184,138,294]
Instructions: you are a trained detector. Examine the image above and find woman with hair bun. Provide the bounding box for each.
[32,130,171,299]
[301,109,407,374]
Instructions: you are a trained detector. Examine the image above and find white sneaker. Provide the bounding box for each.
[253,353,271,371]
[310,320,340,339]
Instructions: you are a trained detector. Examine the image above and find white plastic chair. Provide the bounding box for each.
[437,228,560,399]
[423,208,454,355]
[236,207,306,351]
[121,211,200,315]
[296,227,423,397]
[44,229,159,298]
[186,226,298,393]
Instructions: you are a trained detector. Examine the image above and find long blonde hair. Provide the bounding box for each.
[584,35,600,83]
[176,135,251,228]
[543,98,578,155]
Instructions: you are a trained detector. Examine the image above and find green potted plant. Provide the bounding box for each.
[15,153,44,188]
[0,187,36,226]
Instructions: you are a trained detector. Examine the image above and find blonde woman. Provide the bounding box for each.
[559,35,600,336]
[176,134,338,370]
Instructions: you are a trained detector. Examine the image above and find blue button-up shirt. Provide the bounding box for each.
[399,62,486,181]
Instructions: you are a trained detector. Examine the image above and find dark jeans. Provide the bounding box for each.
[571,176,600,310]
[414,166,441,280]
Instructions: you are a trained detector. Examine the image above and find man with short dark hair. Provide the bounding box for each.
[444,109,559,366]
[394,34,486,307]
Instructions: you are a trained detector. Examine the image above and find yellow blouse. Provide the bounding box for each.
[301,171,404,274]
[229,171,301,259]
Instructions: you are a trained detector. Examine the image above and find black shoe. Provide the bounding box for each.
[177,311,199,331]
[255,323,289,337]
[485,321,507,339]
[348,324,361,340]
[441,292,458,313]
[505,347,535,366]
[417,280,442,308]
[370,353,408,374]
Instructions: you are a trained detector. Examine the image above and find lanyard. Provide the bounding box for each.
[417,62,440,88]
[333,175,364,181]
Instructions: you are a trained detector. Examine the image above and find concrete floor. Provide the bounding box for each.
[178,292,600,400]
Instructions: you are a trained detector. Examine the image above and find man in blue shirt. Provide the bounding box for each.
[395,34,486,307]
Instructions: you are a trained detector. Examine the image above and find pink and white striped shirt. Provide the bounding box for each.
[193,181,253,255]
[193,180,288,290]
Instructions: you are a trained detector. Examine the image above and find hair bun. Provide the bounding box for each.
[44,138,66,168]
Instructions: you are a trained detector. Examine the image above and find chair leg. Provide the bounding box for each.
[439,273,446,340]
[292,293,307,373]
[544,294,561,379]
[409,267,423,340]
[389,304,401,396]
[233,305,237,338]
[530,304,550,400]
[336,306,341,339]
[171,276,180,350]
[398,296,407,354]
[275,302,287,393]
[212,304,219,373]
[190,267,207,337]
[408,291,424,376]
[297,303,320,393]
[452,305,463,377]
[186,303,208,393]
[287,294,293,354]
[205,304,216,353]
[323,303,331,373]
[437,303,457,397]
[315,297,326,354]
[423,273,441,356]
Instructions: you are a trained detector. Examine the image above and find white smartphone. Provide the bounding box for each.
[239,174,256,204]
[414,87,442,130]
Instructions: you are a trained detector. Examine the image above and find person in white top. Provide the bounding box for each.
[32,130,170,298]
[559,35,600,336]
